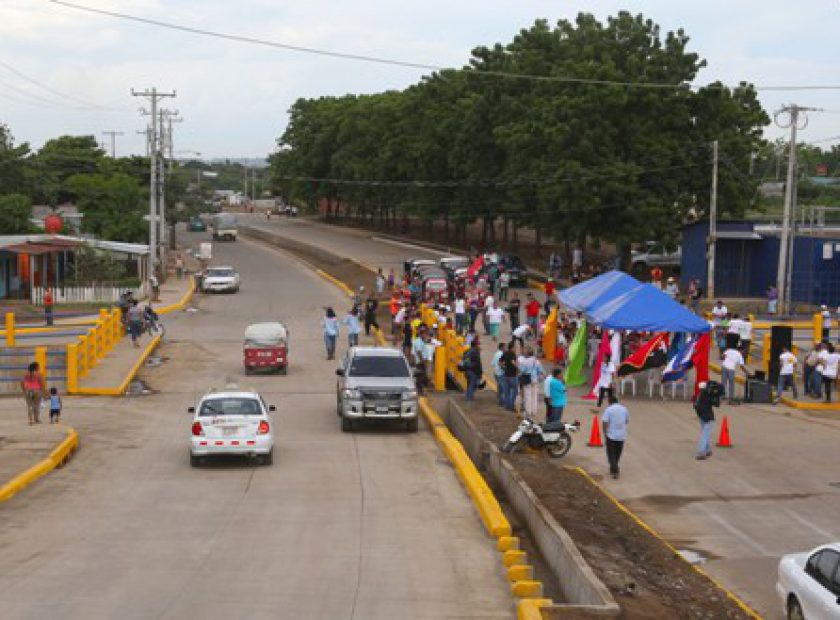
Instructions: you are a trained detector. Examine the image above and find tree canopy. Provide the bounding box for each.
[270,12,772,256]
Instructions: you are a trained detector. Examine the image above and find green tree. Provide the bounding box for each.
[0,124,31,195]
[0,193,34,234]
[29,135,105,205]
[66,172,147,243]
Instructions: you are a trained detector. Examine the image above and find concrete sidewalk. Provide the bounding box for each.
[0,401,66,491]
[77,275,194,393]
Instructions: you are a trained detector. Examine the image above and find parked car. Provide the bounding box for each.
[187,216,206,232]
[201,266,241,293]
[188,388,276,466]
[631,241,682,275]
[777,542,840,620]
[335,347,419,433]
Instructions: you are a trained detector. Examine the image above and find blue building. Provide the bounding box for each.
[681,220,840,307]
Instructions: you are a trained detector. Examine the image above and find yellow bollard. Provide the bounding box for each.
[96,320,105,359]
[812,312,823,342]
[542,308,558,362]
[34,346,47,378]
[5,312,15,347]
[434,344,447,391]
[77,336,87,377]
[762,332,771,376]
[66,343,78,392]
[99,309,111,350]
[112,309,122,341]
[86,331,96,370]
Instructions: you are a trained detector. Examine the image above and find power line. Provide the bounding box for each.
[47,0,840,92]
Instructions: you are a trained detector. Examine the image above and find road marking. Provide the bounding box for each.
[784,509,839,541]
[703,510,774,556]
[370,236,452,256]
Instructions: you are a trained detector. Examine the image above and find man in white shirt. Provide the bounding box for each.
[711,301,728,326]
[596,354,616,407]
[601,394,629,479]
[821,305,832,341]
[486,302,505,342]
[454,296,466,335]
[511,324,532,351]
[738,315,753,359]
[481,294,495,335]
[819,343,840,403]
[726,314,743,351]
[775,346,798,403]
[721,344,747,404]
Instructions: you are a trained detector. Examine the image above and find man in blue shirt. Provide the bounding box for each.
[547,367,567,424]
[601,393,629,479]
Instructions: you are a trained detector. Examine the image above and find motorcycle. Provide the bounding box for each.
[502,418,581,458]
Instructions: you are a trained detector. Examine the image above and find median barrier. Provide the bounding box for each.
[0,426,78,503]
[157,277,196,315]
[72,333,162,396]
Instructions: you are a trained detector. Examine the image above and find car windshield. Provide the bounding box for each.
[199,398,262,416]
[348,356,410,377]
[207,268,234,277]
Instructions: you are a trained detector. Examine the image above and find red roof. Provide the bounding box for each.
[2,239,81,255]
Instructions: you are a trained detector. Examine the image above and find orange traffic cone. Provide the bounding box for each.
[716,416,732,448]
[587,414,603,448]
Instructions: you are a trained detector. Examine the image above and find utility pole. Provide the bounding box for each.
[101,130,124,158]
[774,104,819,315]
[243,166,249,206]
[136,129,151,157]
[157,108,179,255]
[707,140,718,299]
[131,87,176,281]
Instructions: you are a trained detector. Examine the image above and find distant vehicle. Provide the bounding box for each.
[189,388,276,466]
[777,543,840,620]
[631,241,682,274]
[187,216,206,232]
[403,258,437,278]
[211,213,238,241]
[202,266,240,293]
[439,256,470,274]
[243,322,289,375]
[335,347,419,433]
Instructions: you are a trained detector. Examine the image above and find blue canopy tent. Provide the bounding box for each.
[587,283,710,333]
[558,270,641,313]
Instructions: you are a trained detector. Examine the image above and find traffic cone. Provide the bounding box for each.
[587,414,603,447]
[716,416,732,448]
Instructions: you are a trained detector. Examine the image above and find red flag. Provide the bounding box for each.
[466,255,484,278]
[584,331,613,400]
[617,333,670,376]
[691,332,711,397]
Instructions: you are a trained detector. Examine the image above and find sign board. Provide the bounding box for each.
[823,242,833,260]
[199,242,212,261]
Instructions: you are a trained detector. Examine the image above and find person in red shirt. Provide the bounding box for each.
[544,279,555,297]
[43,288,54,326]
[525,293,541,331]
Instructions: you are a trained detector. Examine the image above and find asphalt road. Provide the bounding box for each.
[238,215,840,619]
[0,229,512,619]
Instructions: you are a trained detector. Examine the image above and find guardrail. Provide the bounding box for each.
[65,308,123,392]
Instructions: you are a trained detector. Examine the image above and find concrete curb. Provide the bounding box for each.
[72,334,162,396]
[157,277,196,315]
[445,398,619,615]
[0,426,79,502]
[315,269,354,298]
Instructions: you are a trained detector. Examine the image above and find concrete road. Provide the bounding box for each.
[236,215,840,619]
[0,230,512,620]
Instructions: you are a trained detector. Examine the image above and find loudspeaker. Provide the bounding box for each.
[746,379,772,404]
[769,326,793,385]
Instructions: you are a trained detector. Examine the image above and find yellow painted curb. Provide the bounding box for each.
[315,269,354,298]
[372,326,388,347]
[72,334,162,396]
[419,398,512,538]
[0,427,78,502]
[517,598,551,620]
[157,277,196,315]
[570,466,763,620]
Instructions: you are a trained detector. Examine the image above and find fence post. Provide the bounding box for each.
[66,343,78,392]
[5,312,15,347]
[87,330,96,370]
[99,309,111,350]
[434,344,447,391]
[95,320,105,359]
[35,346,47,378]
[112,309,121,341]
[77,336,88,377]
[812,312,823,342]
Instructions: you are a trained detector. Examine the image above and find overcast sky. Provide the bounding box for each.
[2,0,839,159]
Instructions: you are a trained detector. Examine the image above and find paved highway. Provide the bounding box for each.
[0,230,512,619]
[238,215,840,619]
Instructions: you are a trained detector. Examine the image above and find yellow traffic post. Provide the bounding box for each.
[542,307,558,361]
[77,336,88,377]
[86,331,95,371]
[99,309,111,350]
[5,312,15,347]
[813,313,823,343]
[34,346,47,377]
[66,343,78,392]
[762,332,771,376]
[434,344,447,391]
[112,308,122,341]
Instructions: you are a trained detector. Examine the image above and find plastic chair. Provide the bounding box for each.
[619,374,636,397]
[662,380,689,400]
[646,371,664,399]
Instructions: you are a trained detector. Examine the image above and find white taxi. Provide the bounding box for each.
[777,543,840,620]
[189,389,275,466]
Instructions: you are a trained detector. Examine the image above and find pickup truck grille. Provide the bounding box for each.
[360,390,402,401]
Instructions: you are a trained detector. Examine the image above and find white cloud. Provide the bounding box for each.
[0,0,838,156]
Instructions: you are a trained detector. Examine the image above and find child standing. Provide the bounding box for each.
[49,387,62,424]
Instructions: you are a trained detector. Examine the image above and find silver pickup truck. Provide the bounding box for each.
[335,347,419,432]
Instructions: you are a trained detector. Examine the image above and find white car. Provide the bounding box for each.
[189,390,275,466]
[202,266,240,293]
[777,543,840,620]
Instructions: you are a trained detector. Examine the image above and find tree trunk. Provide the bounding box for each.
[502,217,509,246]
[534,222,542,258]
[512,221,518,250]
[443,213,449,240]
[481,217,488,247]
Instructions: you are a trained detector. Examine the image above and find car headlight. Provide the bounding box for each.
[342,389,361,400]
[402,390,418,400]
